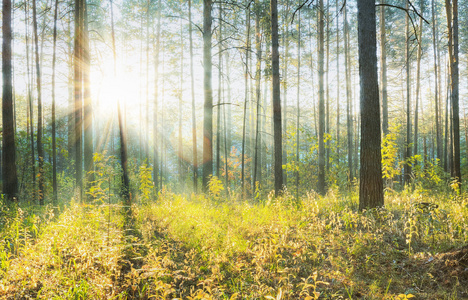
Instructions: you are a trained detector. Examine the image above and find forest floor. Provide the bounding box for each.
[0,188,467,299]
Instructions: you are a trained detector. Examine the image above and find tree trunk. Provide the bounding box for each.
[404,0,412,185]
[295,8,301,200]
[241,7,250,195]
[344,4,353,183]
[271,0,283,196]
[202,0,213,191]
[445,0,460,182]
[216,4,222,178]
[380,0,388,136]
[336,0,340,158]
[83,0,93,198]
[2,0,18,201]
[154,0,161,191]
[33,0,44,204]
[52,0,59,204]
[74,0,83,202]
[357,0,384,210]
[253,2,262,195]
[25,4,36,200]
[431,0,442,160]
[189,0,197,191]
[179,17,184,187]
[317,0,326,195]
[414,0,424,163]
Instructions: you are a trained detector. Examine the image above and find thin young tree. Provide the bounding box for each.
[431,0,442,160]
[380,0,388,136]
[271,0,283,196]
[189,0,197,191]
[51,0,59,204]
[344,4,353,183]
[253,1,262,195]
[317,0,326,195]
[357,0,384,210]
[32,0,44,204]
[404,0,412,185]
[2,0,19,201]
[154,0,161,191]
[445,0,460,183]
[74,0,84,202]
[202,0,214,191]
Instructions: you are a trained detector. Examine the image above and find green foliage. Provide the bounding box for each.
[382,130,401,185]
[207,175,224,200]
[86,152,119,204]
[138,163,153,204]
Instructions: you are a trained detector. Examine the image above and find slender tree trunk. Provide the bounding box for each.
[74,0,83,202]
[25,4,36,200]
[202,0,213,190]
[336,0,340,158]
[431,0,441,160]
[271,0,283,196]
[2,0,18,201]
[282,0,290,187]
[317,0,326,195]
[295,8,301,200]
[357,0,383,210]
[380,0,388,136]
[33,0,44,204]
[445,0,460,182]
[51,0,59,204]
[83,0,93,197]
[179,17,184,187]
[344,4,353,183]
[253,2,262,195]
[404,0,412,185]
[216,4,222,178]
[325,0,330,173]
[153,0,161,191]
[241,7,250,195]
[189,0,197,191]
[414,0,424,163]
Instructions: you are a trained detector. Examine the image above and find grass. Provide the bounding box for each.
[0,187,467,299]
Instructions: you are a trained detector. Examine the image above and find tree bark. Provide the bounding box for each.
[189,0,197,191]
[431,0,442,160]
[2,0,18,201]
[404,0,412,185]
[33,0,44,204]
[317,0,326,195]
[52,0,59,204]
[445,0,460,182]
[358,0,384,210]
[380,0,388,136]
[74,0,83,202]
[253,1,262,195]
[271,0,283,196]
[344,4,354,184]
[202,0,213,191]
[154,0,161,191]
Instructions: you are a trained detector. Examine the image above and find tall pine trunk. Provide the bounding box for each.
[271,0,283,196]
[317,0,326,195]
[357,0,384,210]
[2,0,18,201]
[33,0,44,204]
[202,0,213,191]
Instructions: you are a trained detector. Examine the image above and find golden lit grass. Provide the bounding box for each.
[0,188,467,299]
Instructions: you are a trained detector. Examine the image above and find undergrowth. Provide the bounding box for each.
[0,187,467,299]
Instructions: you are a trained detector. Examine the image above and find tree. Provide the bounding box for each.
[202,0,213,191]
[189,0,197,192]
[2,0,18,201]
[74,0,84,202]
[357,0,384,210]
[445,0,461,183]
[380,0,388,136]
[317,0,326,195]
[51,0,59,204]
[404,0,412,185]
[271,0,283,196]
[32,0,44,204]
